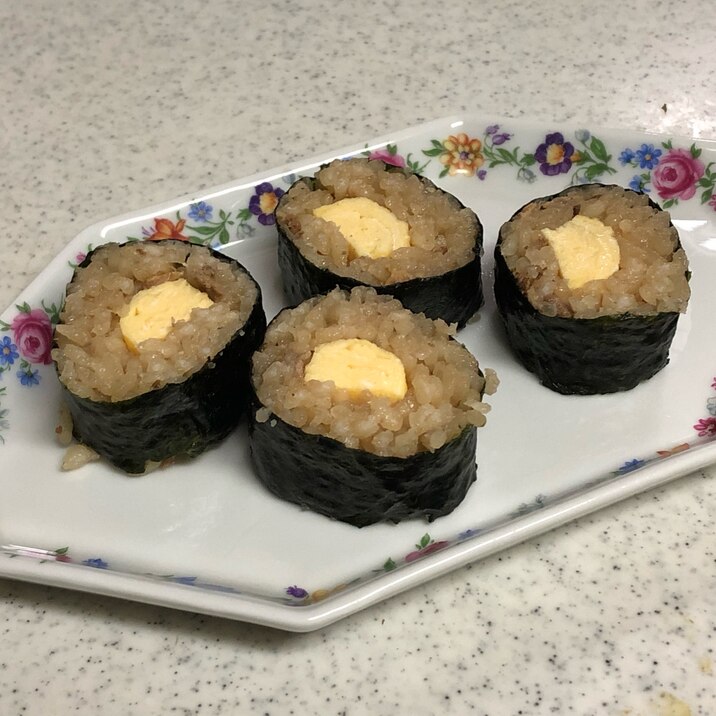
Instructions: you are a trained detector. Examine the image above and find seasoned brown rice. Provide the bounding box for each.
[252,287,497,458]
[499,184,690,318]
[54,241,258,402]
[276,158,478,285]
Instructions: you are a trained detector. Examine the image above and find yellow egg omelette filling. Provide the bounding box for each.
[120,278,214,352]
[313,197,411,259]
[541,215,620,289]
[304,338,407,402]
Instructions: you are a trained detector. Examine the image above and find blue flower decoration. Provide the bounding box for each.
[187,201,213,223]
[619,148,635,165]
[628,175,650,193]
[0,336,19,366]
[458,528,483,540]
[82,557,108,569]
[173,576,198,585]
[618,458,645,474]
[17,368,39,387]
[634,143,662,170]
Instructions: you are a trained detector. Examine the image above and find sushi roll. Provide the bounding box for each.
[275,157,484,328]
[248,287,497,527]
[53,240,266,474]
[494,184,690,395]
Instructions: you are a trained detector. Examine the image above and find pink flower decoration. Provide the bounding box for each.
[693,417,716,437]
[12,309,53,365]
[404,540,449,562]
[368,149,406,168]
[651,148,705,201]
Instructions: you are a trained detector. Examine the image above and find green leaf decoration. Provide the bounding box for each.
[662,198,677,208]
[589,137,609,162]
[662,139,673,149]
[16,302,31,314]
[698,177,713,187]
[0,319,10,331]
[238,208,252,221]
[423,147,444,157]
[387,143,398,155]
[418,533,431,550]
[521,153,536,167]
[690,144,702,158]
[405,153,429,174]
[219,209,227,220]
[585,163,609,180]
[701,188,714,204]
[41,300,62,324]
[218,226,230,245]
[54,547,69,555]
[496,147,515,163]
[188,225,218,236]
[383,558,396,571]
[438,167,449,178]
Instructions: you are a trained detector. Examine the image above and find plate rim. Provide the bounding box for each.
[3,442,714,632]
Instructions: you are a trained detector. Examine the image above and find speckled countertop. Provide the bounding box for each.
[1,0,715,713]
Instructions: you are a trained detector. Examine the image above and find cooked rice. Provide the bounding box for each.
[276,158,479,285]
[54,241,258,402]
[252,287,497,458]
[499,184,690,318]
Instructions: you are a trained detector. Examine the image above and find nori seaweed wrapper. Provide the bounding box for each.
[248,394,478,528]
[276,164,484,328]
[57,243,267,474]
[493,186,687,395]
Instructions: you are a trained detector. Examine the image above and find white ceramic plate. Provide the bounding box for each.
[1,114,715,632]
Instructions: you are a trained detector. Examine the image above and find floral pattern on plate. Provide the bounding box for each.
[620,141,715,209]
[421,124,618,185]
[362,143,430,174]
[127,179,293,247]
[0,300,61,441]
[418,123,716,209]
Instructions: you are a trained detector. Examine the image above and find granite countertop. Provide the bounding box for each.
[1,0,715,713]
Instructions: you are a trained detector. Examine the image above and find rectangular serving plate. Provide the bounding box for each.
[1,114,715,632]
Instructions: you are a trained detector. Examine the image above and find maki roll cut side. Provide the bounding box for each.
[276,157,484,328]
[248,287,498,527]
[494,184,690,394]
[53,240,266,474]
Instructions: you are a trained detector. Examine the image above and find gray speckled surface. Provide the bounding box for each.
[1,0,715,713]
